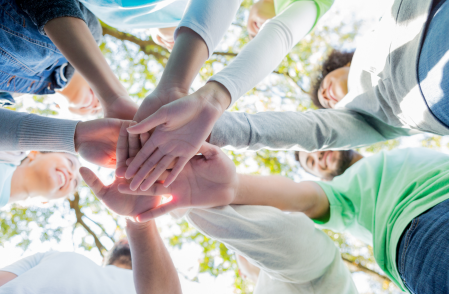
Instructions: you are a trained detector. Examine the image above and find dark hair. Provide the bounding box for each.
[104,239,132,269]
[310,50,355,109]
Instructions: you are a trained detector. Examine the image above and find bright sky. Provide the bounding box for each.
[0,0,427,293]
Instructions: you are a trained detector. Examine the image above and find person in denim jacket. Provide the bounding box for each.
[0,0,103,115]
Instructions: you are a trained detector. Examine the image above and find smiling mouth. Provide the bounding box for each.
[327,83,338,103]
[56,170,67,189]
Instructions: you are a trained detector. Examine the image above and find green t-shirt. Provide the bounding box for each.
[314,148,449,292]
[274,0,334,29]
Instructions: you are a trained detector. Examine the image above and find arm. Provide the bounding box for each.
[0,107,125,168]
[210,109,394,151]
[209,1,317,105]
[233,174,329,219]
[126,220,182,294]
[186,205,354,290]
[175,0,243,58]
[0,272,17,287]
[120,0,242,185]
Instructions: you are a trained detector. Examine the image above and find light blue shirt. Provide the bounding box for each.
[0,163,16,208]
[79,0,189,29]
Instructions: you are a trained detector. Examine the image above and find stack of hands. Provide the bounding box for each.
[75,83,237,223]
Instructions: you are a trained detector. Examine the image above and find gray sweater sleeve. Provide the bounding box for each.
[0,108,79,153]
[210,109,405,151]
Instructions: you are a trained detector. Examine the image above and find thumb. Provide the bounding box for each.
[79,167,107,199]
[127,107,168,134]
[198,142,220,160]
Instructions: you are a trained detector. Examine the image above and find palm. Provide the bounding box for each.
[75,119,125,168]
[80,167,162,218]
[169,154,236,208]
[118,144,238,221]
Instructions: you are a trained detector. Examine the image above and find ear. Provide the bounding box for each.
[27,151,40,161]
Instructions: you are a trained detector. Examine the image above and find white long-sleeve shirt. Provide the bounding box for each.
[0,252,135,294]
[186,205,358,294]
[209,1,318,106]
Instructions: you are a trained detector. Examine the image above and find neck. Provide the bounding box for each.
[348,151,364,168]
[9,167,31,204]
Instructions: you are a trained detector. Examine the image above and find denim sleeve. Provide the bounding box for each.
[16,0,86,35]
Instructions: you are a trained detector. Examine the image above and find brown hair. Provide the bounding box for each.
[310,50,355,109]
[103,239,132,269]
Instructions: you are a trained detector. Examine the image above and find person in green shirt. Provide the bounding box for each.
[119,146,449,294]
[294,147,449,293]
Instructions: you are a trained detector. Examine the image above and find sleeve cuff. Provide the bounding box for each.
[18,114,79,153]
[175,20,214,59]
[208,75,239,109]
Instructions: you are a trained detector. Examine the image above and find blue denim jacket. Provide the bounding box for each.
[0,0,101,106]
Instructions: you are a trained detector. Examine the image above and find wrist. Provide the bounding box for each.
[126,218,157,232]
[204,81,231,112]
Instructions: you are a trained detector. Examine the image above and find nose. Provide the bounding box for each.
[316,151,326,169]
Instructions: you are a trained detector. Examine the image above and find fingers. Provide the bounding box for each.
[127,107,168,134]
[126,157,135,166]
[198,142,219,160]
[140,155,175,191]
[125,139,158,180]
[128,121,141,158]
[118,183,170,196]
[115,121,131,177]
[162,157,189,187]
[79,167,107,199]
[129,149,164,190]
[140,132,150,146]
[136,201,178,222]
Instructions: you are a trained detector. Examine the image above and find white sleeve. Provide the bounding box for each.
[186,205,340,284]
[175,0,243,58]
[0,253,47,276]
[209,1,317,107]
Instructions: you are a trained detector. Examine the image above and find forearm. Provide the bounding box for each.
[157,27,209,95]
[0,108,78,153]
[126,220,182,294]
[44,17,127,103]
[209,1,316,106]
[233,174,328,218]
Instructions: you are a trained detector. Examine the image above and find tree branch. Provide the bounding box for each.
[83,214,115,244]
[273,70,309,95]
[69,192,106,257]
[342,256,391,284]
[100,21,168,63]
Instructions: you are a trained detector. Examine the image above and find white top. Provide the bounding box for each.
[186,205,357,294]
[209,1,318,107]
[0,252,135,294]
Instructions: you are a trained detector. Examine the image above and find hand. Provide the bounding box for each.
[80,167,162,220]
[124,82,231,191]
[118,142,238,222]
[103,96,138,120]
[75,118,128,168]
[115,88,187,178]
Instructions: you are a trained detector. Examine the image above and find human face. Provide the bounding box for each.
[317,66,350,109]
[58,71,102,116]
[247,0,276,38]
[151,27,176,51]
[236,254,260,283]
[21,151,81,200]
[298,150,353,180]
